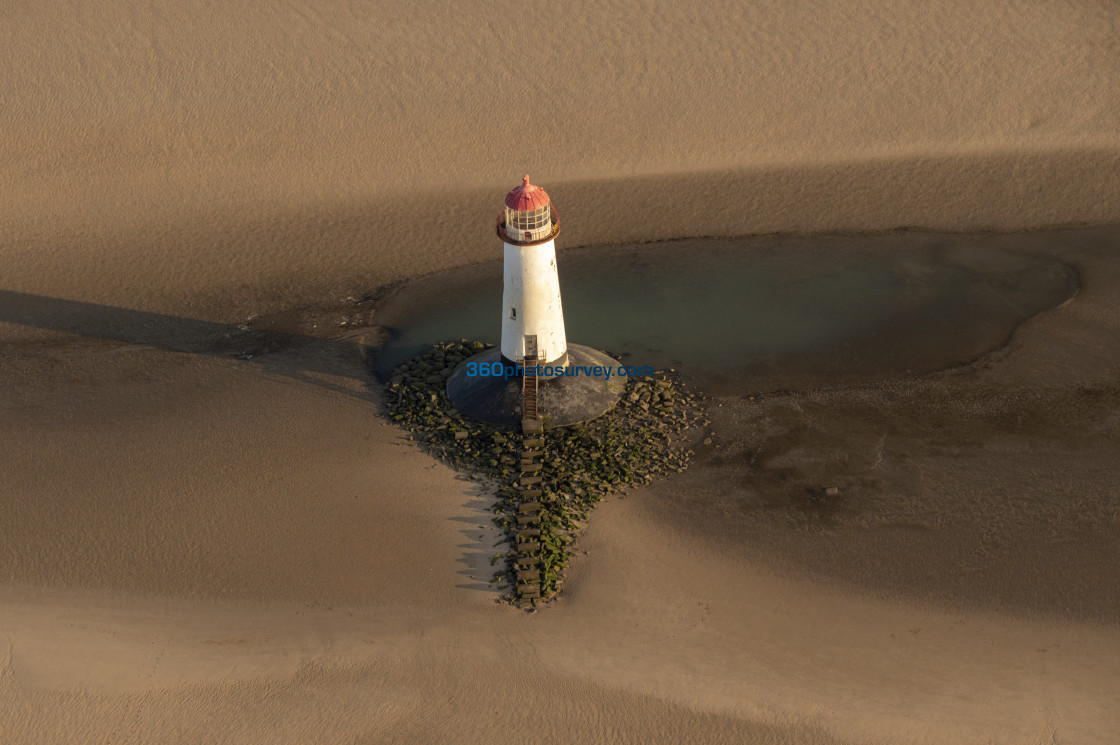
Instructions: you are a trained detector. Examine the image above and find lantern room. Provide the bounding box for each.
[499,175,560,244]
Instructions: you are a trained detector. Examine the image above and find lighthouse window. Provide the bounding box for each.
[518,208,538,229]
[510,307,516,320]
[509,207,551,232]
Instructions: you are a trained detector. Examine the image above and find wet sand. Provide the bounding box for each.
[3,229,1119,745]
[3,1,1120,743]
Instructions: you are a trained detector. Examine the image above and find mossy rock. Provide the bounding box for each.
[382,341,707,609]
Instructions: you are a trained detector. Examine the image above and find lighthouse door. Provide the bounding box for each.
[523,334,538,361]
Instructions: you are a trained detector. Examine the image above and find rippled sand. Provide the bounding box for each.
[2,2,1119,743]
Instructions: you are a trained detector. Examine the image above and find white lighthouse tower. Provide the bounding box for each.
[447,175,623,429]
[497,175,568,373]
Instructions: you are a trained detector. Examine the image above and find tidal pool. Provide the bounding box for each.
[373,232,1078,393]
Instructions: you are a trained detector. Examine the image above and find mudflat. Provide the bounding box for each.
[2,2,1119,743]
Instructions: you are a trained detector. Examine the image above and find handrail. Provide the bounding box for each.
[495,220,561,247]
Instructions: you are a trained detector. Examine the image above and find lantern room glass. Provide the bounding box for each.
[505,205,553,241]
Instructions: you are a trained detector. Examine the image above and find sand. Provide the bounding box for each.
[2,1,1120,743]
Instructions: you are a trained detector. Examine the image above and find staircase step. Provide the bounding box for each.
[518,502,542,514]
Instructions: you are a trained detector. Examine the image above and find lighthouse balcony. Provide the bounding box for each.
[496,205,561,246]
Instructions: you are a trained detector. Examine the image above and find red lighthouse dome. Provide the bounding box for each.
[505,175,551,211]
[498,175,560,245]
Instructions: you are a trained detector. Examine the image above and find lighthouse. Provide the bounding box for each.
[446,175,625,429]
[497,175,567,373]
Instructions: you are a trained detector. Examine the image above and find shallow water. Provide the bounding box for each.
[373,233,1078,392]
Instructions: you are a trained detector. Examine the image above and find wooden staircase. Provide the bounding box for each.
[520,355,542,434]
[513,437,545,603]
[513,350,546,604]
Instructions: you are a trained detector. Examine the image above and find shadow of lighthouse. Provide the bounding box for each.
[0,289,378,401]
[447,175,625,431]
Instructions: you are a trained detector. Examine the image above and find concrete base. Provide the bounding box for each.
[446,344,626,430]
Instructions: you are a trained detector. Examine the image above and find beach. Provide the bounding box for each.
[3,2,1120,743]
